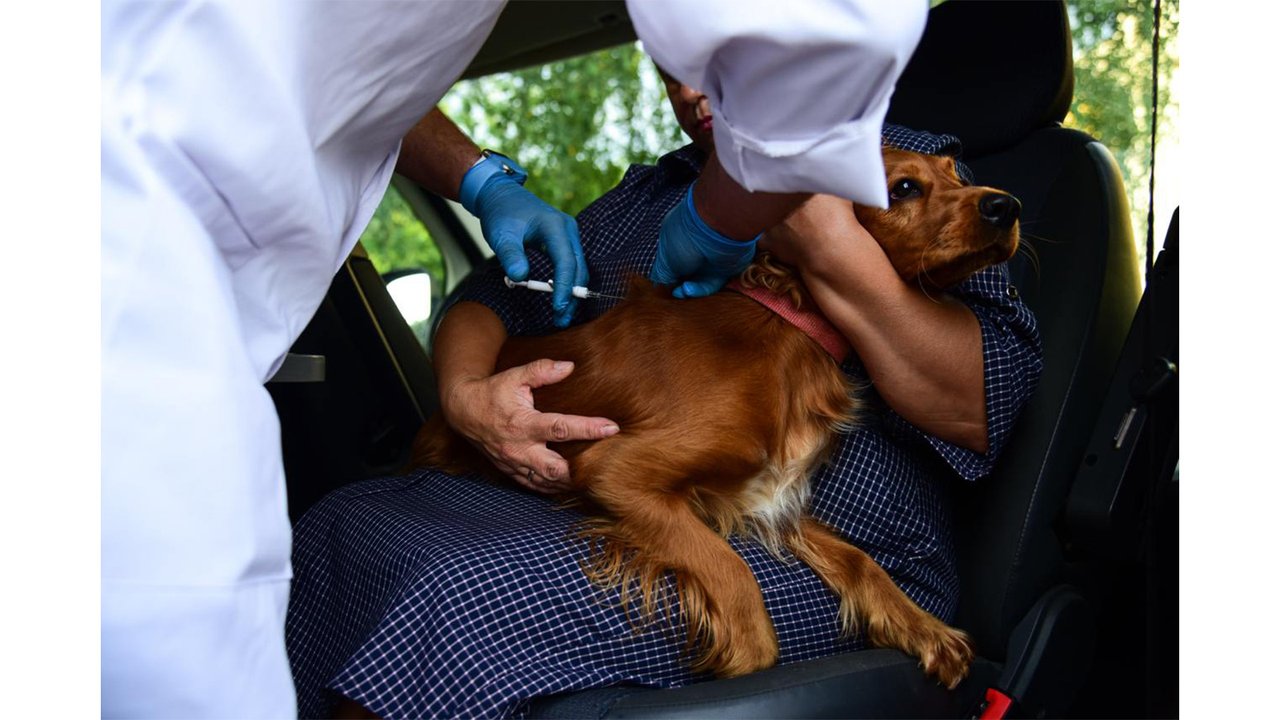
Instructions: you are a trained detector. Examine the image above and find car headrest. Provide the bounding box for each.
[886,0,1074,158]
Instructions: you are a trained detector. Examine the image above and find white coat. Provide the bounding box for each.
[100,1,925,716]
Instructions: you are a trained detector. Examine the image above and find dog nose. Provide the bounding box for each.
[979,193,1021,228]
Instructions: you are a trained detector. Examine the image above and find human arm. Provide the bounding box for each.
[762,194,988,452]
[633,1,926,295]
[649,157,807,298]
[629,0,925,204]
[433,301,619,493]
[396,108,586,327]
[394,106,483,200]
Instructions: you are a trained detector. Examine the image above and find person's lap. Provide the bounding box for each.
[286,469,870,718]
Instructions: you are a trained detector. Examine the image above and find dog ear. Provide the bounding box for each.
[738,252,807,310]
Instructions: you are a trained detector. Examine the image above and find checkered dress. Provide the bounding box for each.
[286,129,1043,719]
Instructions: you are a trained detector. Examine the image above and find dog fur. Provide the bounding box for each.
[409,147,1020,687]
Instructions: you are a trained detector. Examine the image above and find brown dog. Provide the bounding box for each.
[410,147,1020,687]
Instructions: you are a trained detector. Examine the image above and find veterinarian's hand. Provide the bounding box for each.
[465,169,587,329]
[441,359,619,493]
[650,184,758,298]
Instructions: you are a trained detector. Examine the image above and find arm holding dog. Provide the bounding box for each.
[649,158,808,299]
[434,301,620,493]
[763,194,988,453]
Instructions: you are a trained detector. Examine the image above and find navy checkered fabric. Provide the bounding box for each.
[882,123,976,184]
[286,131,1043,719]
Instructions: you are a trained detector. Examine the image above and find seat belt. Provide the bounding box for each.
[969,687,1017,719]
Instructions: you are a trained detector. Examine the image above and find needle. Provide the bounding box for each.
[503,276,623,300]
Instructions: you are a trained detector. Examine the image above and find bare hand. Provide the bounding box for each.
[441,358,619,493]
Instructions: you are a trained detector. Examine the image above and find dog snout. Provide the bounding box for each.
[979,193,1021,228]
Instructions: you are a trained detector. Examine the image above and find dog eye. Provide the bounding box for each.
[889,179,922,201]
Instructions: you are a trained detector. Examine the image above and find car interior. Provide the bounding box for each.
[266,1,1179,717]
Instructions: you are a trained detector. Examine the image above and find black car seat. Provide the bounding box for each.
[527,1,1145,716]
[267,244,440,524]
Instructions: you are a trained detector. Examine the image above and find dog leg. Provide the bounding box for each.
[607,492,778,678]
[574,441,779,678]
[407,413,488,477]
[786,517,974,689]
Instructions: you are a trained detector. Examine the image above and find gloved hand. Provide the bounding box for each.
[461,153,586,328]
[649,183,758,298]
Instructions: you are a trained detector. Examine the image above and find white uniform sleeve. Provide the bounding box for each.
[101,1,506,717]
[627,0,927,208]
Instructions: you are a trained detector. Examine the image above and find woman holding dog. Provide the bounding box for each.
[102,2,932,717]
[284,76,1043,717]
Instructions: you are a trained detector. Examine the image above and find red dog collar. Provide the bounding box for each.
[725,279,851,362]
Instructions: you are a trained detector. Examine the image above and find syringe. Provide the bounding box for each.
[503,276,622,300]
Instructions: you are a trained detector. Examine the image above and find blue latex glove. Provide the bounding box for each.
[649,183,758,299]
[461,154,586,328]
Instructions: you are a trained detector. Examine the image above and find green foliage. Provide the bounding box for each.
[360,42,681,283]
[442,43,684,217]
[359,185,443,277]
[1065,0,1179,258]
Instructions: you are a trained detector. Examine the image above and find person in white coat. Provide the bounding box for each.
[100,1,925,717]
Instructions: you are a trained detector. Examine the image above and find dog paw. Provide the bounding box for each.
[701,623,778,678]
[863,606,974,690]
[676,569,779,678]
[691,605,779,678]
[912,621,975,690]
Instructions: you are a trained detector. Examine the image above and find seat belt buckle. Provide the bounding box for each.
[969,687,1017,719]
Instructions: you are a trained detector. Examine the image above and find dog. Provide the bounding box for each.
[410,146,1020,687]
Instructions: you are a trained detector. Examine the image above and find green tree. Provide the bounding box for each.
[359,184,443,278]
[1066,0,1180,264]
[442,42,684,217]
[360,42,680,282]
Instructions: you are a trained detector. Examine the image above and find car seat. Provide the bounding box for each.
[267,243,441,524]
[525,1,1147,716]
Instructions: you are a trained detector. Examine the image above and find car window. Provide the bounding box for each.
[440,42,684,218]
[361,41,682,350]
[1063,0,1180,269]
[358,184,444,349]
